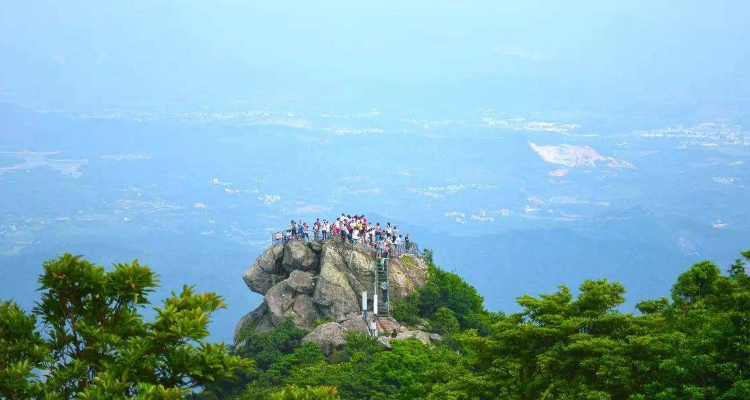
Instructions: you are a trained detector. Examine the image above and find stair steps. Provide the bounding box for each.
[377,316,399,335]
[375,257,390,316]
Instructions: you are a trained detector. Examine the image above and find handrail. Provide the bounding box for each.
[270,230,422,259]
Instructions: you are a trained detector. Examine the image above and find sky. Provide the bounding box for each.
[1,0,749,116]
[2,1,750,340]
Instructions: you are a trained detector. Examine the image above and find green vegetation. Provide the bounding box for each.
[0,254,251,399]
[392,248,502,334]
[205,248,750,400]
[6,249,750,399]
[267,386,340,400]
[312,318,333,328]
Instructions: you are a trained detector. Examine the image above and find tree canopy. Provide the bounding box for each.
[203,249,750,400]
[6,249,750,400]
[0,253,251,399]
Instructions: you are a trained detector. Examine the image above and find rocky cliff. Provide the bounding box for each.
[234,239,429,351]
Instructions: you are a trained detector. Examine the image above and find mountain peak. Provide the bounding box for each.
[235,238,433,355]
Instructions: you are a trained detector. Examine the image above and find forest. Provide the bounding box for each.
[3,249,750,399]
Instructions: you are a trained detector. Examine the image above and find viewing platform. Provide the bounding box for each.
[270,231,422,259]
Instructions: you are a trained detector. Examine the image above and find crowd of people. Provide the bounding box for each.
[285,214,415,257]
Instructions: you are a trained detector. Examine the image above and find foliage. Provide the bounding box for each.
[0,301,50,399]
[0,253,251,399]
[199,320,310,399]
[428,307,459,335]
[395,248,500,334]
[267,385,340,400]
[441,251,750,400]
[220,249,750,400]
[390,293,420,326]
[417,264,484,326]
[236,320,308,372]
[12,249,750,400]
[284,338,461,400]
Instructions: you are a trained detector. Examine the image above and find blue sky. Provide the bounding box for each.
[1,1,749,115]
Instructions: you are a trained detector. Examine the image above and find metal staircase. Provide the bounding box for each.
[374,257,390,316]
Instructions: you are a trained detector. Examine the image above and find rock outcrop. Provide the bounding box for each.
[234,239,429,353]
[302,322,348,355]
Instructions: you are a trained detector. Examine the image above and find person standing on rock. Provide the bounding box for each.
[405,234,411,252]
[298,222,306,242]
[290,220,297,238]
[375,223,382,242]
[321,220,329,240]
[313,219,321,240]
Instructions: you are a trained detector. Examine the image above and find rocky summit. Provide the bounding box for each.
[234,239,432,354]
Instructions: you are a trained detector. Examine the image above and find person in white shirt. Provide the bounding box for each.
[321,220,329,240]
[352,229,360,244]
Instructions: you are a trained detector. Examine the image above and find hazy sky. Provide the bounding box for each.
[2,1,749,115]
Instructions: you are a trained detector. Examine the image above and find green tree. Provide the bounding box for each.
[428,307,459,335]
[417,262,486,330]
[236,320,309,372]
[391,293,420,326]
[0,301,50,399]
[0,253,251,399]
[445,251,750,400]
[267,385,341,400]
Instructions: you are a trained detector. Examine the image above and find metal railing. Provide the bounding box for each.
[271,230,422,259]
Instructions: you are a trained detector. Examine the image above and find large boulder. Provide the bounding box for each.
[242,265,283,295]
[388,255,428,298]
[340,246,376,296]
[233,303,275,347]
[286,270,316,295]
[265,281,320,329]
[302,322,348,356]
[313,246,361,322]
[282,241,318,272]
[242,245,285,295]
[341,316,369,335]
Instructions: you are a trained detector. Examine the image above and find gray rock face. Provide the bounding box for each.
[286,270,315,295]
[309,240,323,253]
[234,240,429,348]
[242,265,282,295]
[341,316,369,335]
[396,330,433,344]
[387,255,428,298]
[376,329,443,348]
[242,245,285,295]
[313,246,361,322]
[282,241,318,271]
[302,322,348,356]
[377,336,393,350]
[265,281,320,329]
[233,303,274,346]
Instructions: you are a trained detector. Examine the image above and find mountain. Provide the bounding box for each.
[234,238,435,355]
